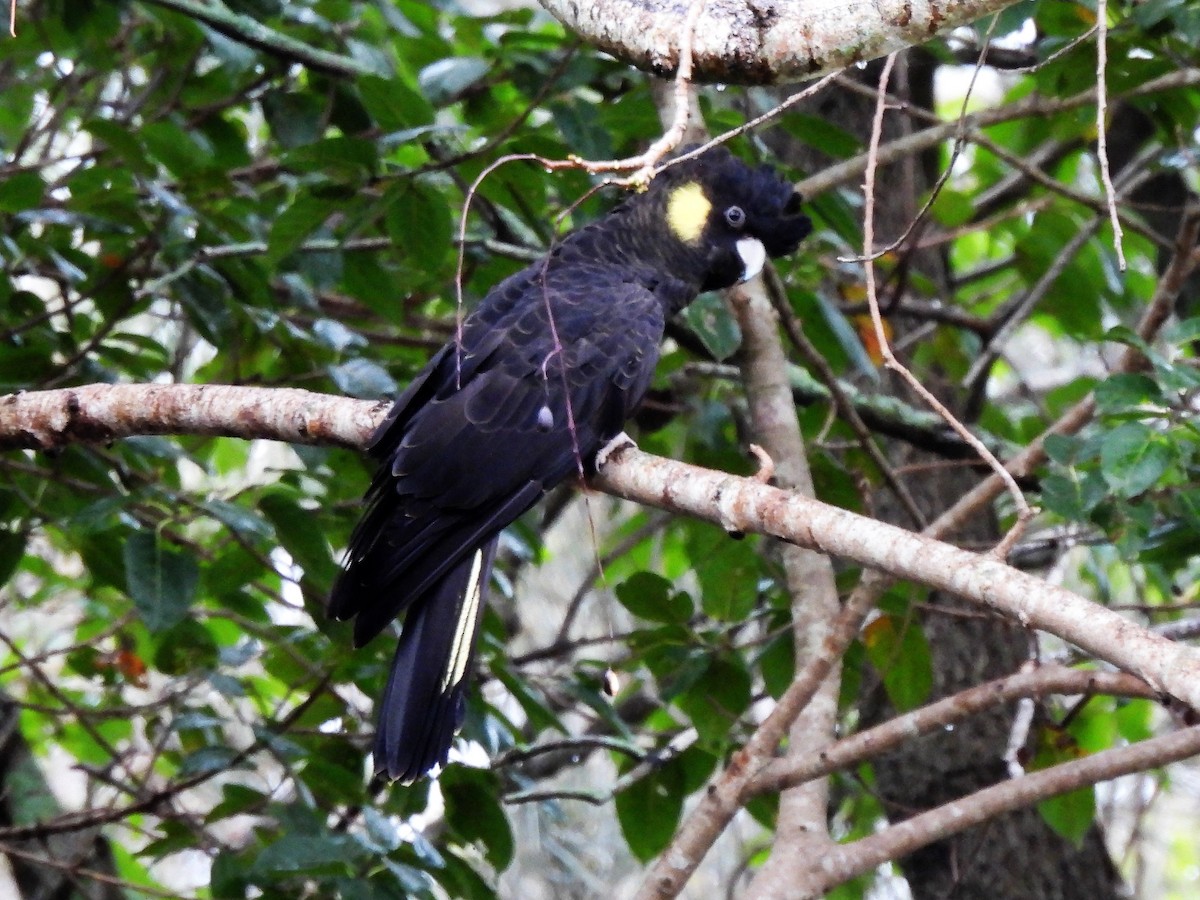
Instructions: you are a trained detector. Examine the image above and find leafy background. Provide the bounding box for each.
[2,0,1200,897]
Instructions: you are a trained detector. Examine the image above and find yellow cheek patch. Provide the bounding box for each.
[666,182,711,244]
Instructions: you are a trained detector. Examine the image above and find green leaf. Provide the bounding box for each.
[687,528,759,622]
[442,770,514,870]
[328,358,398,399]
[141,120,207,177]
[489,662,563,736]
[258,491,337,586]
[861,613,933,712]
[675,657,751,748]
[1040,470,1108,520]
[1028,723,1095,845]
[782,113,861,159]
[210,849,250,899]
[0,171,44,212]
[84,118,151,173]
[1114,698,1155,743]
[930,188,974,228]
[266,192,335,266]
[759,629,794,698]
[386,181,454,269]
[418,57,490,106]
[198,499,274,540]
[1094,373,1163,412]
[251,832,363,877]
[209,784,269,822]
[357,74,434,131]
[614,572,693,624]
[154,619,220,675]
[123,531,200,632]
[179,745,239,777]
[678,293,741,361]
[615,759,686,862]
[1100,422,1173,497]
[1165,316,1200,346]
[261,90,324,148]
[284,136,378,181]
[0,528,27,587]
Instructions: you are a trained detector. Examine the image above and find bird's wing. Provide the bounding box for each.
[329,275,665,645]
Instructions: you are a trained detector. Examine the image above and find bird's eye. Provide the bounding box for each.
[724,205,746,229]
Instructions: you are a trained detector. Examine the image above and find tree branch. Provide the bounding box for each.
[593,445,1200,709]
[136,0,382,78]
[751,666,1156,795]
[538,0,1022,85]
[805,723,1200,895]
[727,279,841,893]
[5,385,1199,706]
[0,383,381,452]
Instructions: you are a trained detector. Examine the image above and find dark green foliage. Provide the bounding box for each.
[3,0,1200,897]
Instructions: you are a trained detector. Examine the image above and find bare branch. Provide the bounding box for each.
[726,280,840,894]
[859,60,1033,541]
[538,0,1023,85]
[6,384,1200,712]
[1095,0,1126,269]
[805,723,1200,894]
[0,383,381,452]
[136,0,381,78]
[751,666,1156,795]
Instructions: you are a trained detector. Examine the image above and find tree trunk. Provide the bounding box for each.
[775,52,1122,898]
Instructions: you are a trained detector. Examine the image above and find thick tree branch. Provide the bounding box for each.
[2,384,1198,705]
[5,384,1200,707]
[593,445,1200,709]
[538,0,1021,85]
[727,280,841,893]
[0,384,382,452]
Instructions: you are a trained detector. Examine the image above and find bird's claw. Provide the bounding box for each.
[595,431,637,470]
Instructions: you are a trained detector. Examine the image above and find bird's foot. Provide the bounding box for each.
[595,431,637,470]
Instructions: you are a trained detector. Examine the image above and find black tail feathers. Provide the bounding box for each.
[373,539,497,782]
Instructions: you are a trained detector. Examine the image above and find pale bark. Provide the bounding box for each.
[4,384,1199,710]
[538,0,1023,84]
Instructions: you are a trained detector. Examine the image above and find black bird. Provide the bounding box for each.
[329,148,811,782]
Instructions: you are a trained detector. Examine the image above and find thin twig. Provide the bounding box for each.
[1095,0,1126,270]
[837,14,1000,264]
[860,55,1033,545]
[764,269,928,528]
[635,0,707,176]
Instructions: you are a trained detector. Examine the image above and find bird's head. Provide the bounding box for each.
[653,147,811,291]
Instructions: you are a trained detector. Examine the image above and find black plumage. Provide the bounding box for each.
[329,148,812,782]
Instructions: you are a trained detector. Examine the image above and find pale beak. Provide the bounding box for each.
[736,237,767,283]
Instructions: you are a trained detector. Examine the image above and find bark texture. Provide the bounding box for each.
[537,0,1023,84]
[771,54,1123,898]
